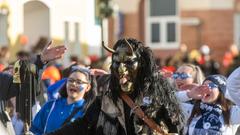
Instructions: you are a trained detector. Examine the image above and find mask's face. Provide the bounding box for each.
[112,45,139,93]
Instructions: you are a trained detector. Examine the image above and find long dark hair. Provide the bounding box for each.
[109,38,184,126]
[187,92,233,126]
[59,69,98,111]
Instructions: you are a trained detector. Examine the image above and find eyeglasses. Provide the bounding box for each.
[67,78,89,87]
[207,82,218,89]
[173,72,192,80]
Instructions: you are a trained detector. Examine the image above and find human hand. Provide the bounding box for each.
[186,85,210,100]
[90,69,108,76]
[40,40,67,63]
[180,83,199,90]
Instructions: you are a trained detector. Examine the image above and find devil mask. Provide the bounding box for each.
[103,39,139,93]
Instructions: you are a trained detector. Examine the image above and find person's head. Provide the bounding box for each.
[16,51,30,60]
[230,44,239,56]
[200,44,210,56]
[201,75,227,104]
[103,38,156,94]
[174,64,205,89]
[69,55,79,64]
[66,67,92,102]
[0,46,10,60]
[59,66,97,110]
[2,65,13,75]
[188,75,232,126]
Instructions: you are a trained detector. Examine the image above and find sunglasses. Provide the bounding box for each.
[173,72,192,80]
[207,82,218,89]
[67,78,89,87]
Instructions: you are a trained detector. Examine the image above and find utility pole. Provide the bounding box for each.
[97,0,113,57]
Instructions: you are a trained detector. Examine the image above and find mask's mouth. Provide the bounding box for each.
[119,76,128,85]
[119,75,133,93]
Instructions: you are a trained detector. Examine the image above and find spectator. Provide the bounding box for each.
[30,66,97,134]
[174,63,205,90]
[180,75,239,135]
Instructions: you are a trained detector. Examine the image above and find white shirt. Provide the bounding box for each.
[177,91,240,135]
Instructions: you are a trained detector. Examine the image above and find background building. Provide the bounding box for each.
[0,0,102,64]
[109,0,240,64]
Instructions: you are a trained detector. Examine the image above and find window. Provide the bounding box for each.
[64,21,69,42]
[0,13,8,46]
[151,23,160,43]
[146,0,179,49]
[167,22,176,42]
[150,0,176,16]
[74,22,79,42]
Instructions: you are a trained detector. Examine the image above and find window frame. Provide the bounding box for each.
[145,0,180,49]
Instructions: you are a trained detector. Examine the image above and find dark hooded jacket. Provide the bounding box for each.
[0,73,18,101]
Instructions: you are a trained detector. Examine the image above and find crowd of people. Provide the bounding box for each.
[1,38,240,135]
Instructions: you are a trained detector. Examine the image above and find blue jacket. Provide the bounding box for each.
[30,98,85,134]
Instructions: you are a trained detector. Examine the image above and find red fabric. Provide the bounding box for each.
[0,64,4,72]
[198,56,205,65]
[162,66,176,72]
[89,55,99,62]
[223,52,233,67]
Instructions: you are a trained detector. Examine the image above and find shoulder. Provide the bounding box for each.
[42,99,61,110]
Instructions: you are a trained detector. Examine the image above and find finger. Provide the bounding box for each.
[48,46,66,54]
[180,84,195,90]
[54,47,67,53]
[44,40,53,50]
[50,55,62,61]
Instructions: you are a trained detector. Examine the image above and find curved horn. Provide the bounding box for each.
[102,41,115,53]
[124,38,133,55]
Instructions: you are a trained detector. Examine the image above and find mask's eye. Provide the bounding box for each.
[113,61,120,66]
[125,60,134,65]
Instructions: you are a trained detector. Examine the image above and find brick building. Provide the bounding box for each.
[109,0,240,65]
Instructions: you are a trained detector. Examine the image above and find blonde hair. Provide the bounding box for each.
[179,63,205,84]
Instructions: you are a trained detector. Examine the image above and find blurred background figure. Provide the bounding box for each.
[197,45,220,76]
[223,44,240,76]
[0,46,10,72]
[168,43,190,68]
[42,63,61,88]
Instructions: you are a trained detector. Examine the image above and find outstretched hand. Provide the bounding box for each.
[90,69,108,76]
[180,83,199,90]
[40,41,67,63]
[186,85,210,100]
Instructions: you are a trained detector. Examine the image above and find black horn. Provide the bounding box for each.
[102,41,115,53]
[124,38,133,55]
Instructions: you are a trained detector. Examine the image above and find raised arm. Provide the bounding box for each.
[226,67,240,106]
[39,41,66,64]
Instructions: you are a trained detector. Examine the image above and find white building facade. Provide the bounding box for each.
[0,0,102,62]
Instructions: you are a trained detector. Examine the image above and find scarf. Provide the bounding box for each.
[192,103,223,135]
